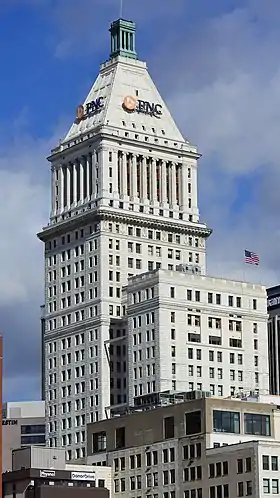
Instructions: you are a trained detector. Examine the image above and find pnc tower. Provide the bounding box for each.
[38,18,213,459]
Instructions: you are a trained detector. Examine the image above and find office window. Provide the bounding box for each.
[238,482,244,497]
[185,411,201,435]
[272,479,279,494]
[246,481,253,496]
[263,479,270,494]
[115,427,125,449]
[164,416,175,439]
[244,413,271,436]
[272,456,278,471]
[237,459,243,474]
[223,461,228,475]
[92,431,106,452]
[263,455,269,470]
[213,410,240,434]
[245,457,252,472]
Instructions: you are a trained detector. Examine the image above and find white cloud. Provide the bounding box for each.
[153,0,280,286]
[0,169,47,305]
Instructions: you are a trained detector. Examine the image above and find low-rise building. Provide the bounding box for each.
[86,393,280,497]
[3,401,46,472]
[3,446,111,498]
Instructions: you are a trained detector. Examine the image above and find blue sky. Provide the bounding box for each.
[1,0,280,401]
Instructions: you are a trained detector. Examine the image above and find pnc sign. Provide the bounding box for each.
[122,95,162,117]
[76,97,104,122]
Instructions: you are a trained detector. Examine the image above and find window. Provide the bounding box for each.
[245,457,252,472]
[164,416,174,439]
[244,413,271,436]
[263,479,270,494]
[115,427,125,449]
[272,456,278,471]
[263,455,269,470]
[272,479,279,494]
[185,411,201,435]
[170,287,175,298]
[237,459,243,473]
[209,463,215,478]
[223,461,228,475]
[213,410,240,433]
[238,482,244,497]
[92,431,106,452]
[246,481,253,496]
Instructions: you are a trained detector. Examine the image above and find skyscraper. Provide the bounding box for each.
[38,19,268,460]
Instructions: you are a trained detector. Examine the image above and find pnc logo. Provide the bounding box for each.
[122,95,162,118]
[123,95,137,111]
[75,97,104,123]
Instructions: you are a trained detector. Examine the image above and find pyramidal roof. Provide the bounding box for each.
[62,19,186,145]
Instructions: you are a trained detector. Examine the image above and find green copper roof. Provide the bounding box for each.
[110,19,137,60]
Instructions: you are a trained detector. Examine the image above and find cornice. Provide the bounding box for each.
[37,206,212,242]
[47,126,200,163]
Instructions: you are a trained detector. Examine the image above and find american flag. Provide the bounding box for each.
[244,250,259,266]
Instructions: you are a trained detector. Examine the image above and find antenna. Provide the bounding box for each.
[120,0,123,18]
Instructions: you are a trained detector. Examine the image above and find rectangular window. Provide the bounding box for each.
[263,479,270,494]
[272,456,278,471]
[245,457,252,473]
[263,455,269,470]
[92,431,106,452]
[115,427,125,449]
[244,413,271,436]
[185,411,201,435]
[164,416,174,439]
[213,410,240,434]
[272,479,279,494]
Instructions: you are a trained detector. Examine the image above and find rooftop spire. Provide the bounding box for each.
[109,19,137,60]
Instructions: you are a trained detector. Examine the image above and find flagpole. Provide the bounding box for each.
[242,262,247,283]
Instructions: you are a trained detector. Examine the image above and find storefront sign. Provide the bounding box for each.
[71,471,95,481]
[76,97,104,122]
[123,95,162,117]
[2,419,18,426]
[40,470,56,478]
[268,296,280,308]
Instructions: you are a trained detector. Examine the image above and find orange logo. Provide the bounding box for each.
[76,105,85,121]
[123,95,137,111]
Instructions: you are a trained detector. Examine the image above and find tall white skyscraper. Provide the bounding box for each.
[38,19,268,460]
[38,18,211,459]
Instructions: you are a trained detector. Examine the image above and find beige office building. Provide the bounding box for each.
[3,401,45,472]
[86,393,280,498]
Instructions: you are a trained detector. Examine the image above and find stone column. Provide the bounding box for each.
[112,150,118,195]
[60,166,64,211]
[161,161,167,204]
[131,154,137,197]
[141,157,147,200]
[73,161,78,204]
[80,157,85,201]
[66,164,71,207]
[171,162,177,205]
[151,158,157,202]
[51,167,56,213]
[121,152,127,196]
